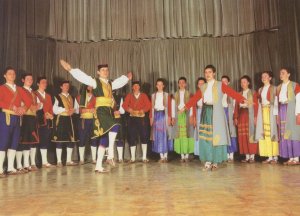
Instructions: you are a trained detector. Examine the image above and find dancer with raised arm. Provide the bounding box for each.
[60,60,132,173]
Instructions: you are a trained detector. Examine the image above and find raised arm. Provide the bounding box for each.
[111,75,129,90]
[60,60,97,88]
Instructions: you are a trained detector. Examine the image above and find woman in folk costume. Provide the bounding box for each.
[35,76,55,168]
[52,80,80,167]
[171,77,194,162]
[193,77,206,157]
[255,71,279,164]
[234,75,258,163]
[150,78,173,163]
[77,85,98,164]
[221,75,238,163]
[16,73,41,173]
[277,67,300,165]
[60,60,131,173]
[182,65,246,171]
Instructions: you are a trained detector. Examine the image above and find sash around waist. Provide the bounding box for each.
[80,112,94,119]
[95,97,113,108]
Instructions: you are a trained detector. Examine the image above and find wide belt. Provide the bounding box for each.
[130,110,145,118]
[80,112,94,119]
[95,97,113,108]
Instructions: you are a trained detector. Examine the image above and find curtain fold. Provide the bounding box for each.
[25,0,280,42]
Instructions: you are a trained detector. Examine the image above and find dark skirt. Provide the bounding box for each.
[92,106,119,139]
[52,115,78,143]
[20,115,39,144]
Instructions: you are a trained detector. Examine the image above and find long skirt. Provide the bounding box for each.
[52,115,78,143]
[174,112,194,154]
[279,104,300,158]
[237,108,258,154]
[198,104,227,164]
[152,111,173,154]
[224,107,238,154]
[258,106,279,157]
[194,108,202,156]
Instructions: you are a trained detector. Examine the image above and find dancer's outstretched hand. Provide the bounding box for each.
[60,59,72,72]
[127,72,133,80]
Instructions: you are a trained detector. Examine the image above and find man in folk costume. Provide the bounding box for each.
[122,81,151,163]
[150,78,173,163]
[16,73,41,173]
[171,77,194,162]
[255,71,279,164]
[77,85,98,164]
[0,67,31,177]
[113,89,126,163]
[194,77,206,157]
[234,75,259,163]
[59,60,131,173]
[277,68,300,165]
[52,80,79,167]
[35,76,55,168]
[221,75,238,163]
[182,65,246,171]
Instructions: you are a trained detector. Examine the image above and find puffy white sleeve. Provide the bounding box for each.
[69,68,97,89]
[53,97,66,115]
[112,75,129,90]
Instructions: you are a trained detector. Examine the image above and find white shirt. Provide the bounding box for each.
[37,90,46,99]
[23,85,32,93]
[6,83,16,92]
[203,80,215,104]
[154,92,165,111]
[197,99,203,108]
[134,93,140,99]
[178,90,185,110]
[69,68,129,90]
[222,94,228,108]
[53,93,79,115]
[240,89,249,108]
[37,90,46,110]
[261,84,270,105]
[279,81,289,103]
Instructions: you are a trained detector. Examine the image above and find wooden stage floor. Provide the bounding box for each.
[0,160,299,216]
